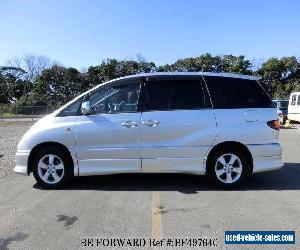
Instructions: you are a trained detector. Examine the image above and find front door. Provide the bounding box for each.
[141,76,217,174]
[76,79,142,175]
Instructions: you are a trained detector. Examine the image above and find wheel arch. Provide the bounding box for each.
[27,142,74,175]
[205,141,253,173]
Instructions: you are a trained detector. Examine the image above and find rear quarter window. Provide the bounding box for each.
[204,76,273,109]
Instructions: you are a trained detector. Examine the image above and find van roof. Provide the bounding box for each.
[118,72,261,81]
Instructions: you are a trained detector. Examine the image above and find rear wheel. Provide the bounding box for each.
[32,146,73,189]
[207,147,251,189]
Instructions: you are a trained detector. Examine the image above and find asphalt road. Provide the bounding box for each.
[0,125,300,250]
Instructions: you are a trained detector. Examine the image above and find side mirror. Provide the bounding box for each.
[81,101,91,115]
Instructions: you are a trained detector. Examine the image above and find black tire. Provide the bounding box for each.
[207,147,251,189]
[32,146,73,189]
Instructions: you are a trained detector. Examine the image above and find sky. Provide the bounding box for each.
[1,0,300,69]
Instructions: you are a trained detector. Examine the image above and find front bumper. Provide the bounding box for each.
[14,149,30,175]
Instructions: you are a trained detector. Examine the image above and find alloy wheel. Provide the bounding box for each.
[214,153,242,184]
[37,154,65,184]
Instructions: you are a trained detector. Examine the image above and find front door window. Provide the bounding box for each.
[89,82,141,114]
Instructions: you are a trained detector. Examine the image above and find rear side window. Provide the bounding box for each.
[204,76,273,109]
[144,79,210,111]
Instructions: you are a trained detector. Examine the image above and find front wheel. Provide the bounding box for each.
[207,147,251,189]
[32,146,73,189]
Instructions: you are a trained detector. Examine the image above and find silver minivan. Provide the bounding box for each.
[14,72,283,189]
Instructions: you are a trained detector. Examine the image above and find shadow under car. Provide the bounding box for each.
[33,163,300,192]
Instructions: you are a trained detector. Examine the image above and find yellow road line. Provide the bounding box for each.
[151,191,163,240]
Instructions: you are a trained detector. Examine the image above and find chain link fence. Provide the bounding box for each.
[0,105,56,121]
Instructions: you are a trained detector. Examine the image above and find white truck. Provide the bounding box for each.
[288,92,300,122]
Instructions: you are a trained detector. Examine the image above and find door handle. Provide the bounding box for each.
[142,120,161,127]
[121,120,140,128]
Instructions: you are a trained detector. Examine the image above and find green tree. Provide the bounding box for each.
[2,53,300,108]
[158,53,252,74]
[0,73,9,104]
[257,56,300,98]
[0,66,32,104]
[86,59,156,84]
[33,65,86,107]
